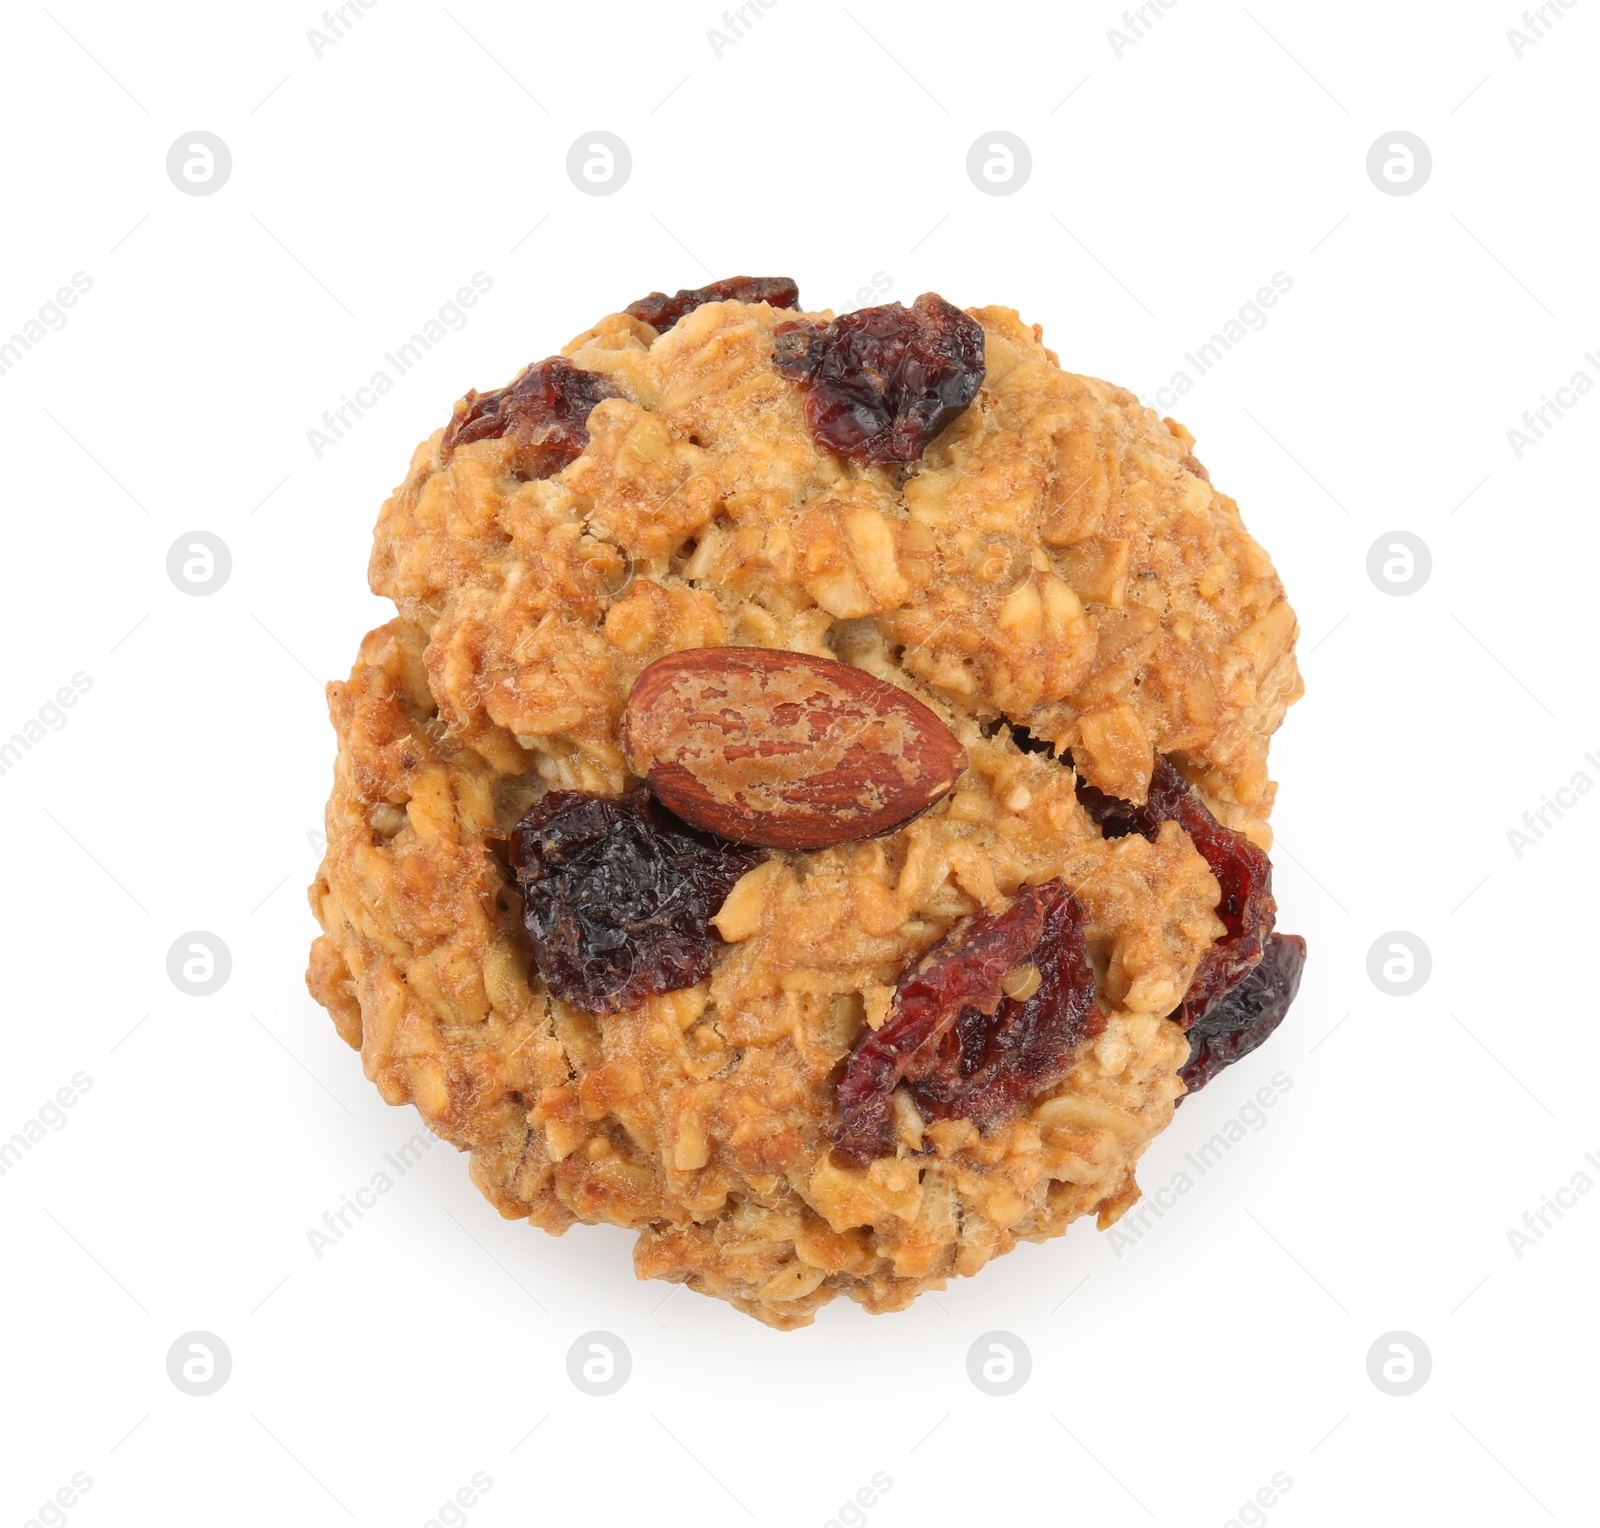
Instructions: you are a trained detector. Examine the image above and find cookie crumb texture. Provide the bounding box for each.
[307,289,1303,1327]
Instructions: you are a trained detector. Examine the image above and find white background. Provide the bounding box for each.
[2,1,1596,1524]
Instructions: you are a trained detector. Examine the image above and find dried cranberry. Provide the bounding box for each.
[508,790,765,1015]
[1178,933,1305,1097]
[442,357,618,478]
[1076,757,1275,1029]
[832,882,1100,1165]
[625,276,800,333]
[771,320,822,380]
[773,293,985,466]
[906,885,1102,1131]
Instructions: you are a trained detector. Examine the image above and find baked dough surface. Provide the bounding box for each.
[307,294,1301,1326]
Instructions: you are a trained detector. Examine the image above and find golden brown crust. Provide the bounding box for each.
[307,292,1301,1327]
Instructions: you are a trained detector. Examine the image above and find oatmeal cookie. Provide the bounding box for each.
[307,277,1306,1328]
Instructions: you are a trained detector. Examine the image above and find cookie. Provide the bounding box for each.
[307,276,1306,1327]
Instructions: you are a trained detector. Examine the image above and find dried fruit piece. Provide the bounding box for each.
[772,293,985,466]
[625,276,800,333]
[771,319,822,378]
[623,647,966,851]
[1076,756,1275,1028]
[1178,932,1305,1097]
[833,890,1046,1164]
[442,357,619,478]
[832,882,1101,1165]
[508,790,765,1015]
[905,884,1102,1132]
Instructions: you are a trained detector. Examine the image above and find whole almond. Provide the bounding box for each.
[623,647,966,850]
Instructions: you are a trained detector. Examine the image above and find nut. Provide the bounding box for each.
[622,646,966,850]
